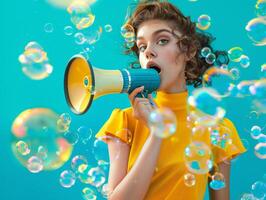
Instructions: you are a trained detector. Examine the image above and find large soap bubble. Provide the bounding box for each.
[11,108,73,172]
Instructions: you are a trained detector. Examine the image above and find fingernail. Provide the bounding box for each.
[140,86,144,90]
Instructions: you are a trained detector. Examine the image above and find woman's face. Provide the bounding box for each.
[136,19,187,93]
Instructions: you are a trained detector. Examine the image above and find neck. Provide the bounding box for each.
[159,77,187,94]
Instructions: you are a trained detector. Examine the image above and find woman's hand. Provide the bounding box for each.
[128,86,157,129]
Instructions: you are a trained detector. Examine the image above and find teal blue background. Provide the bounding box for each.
[1,0,265,199]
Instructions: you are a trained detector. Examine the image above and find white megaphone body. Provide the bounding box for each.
[64,55,161,115]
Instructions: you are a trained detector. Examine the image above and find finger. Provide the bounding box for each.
[148,94,158,108]
[128,86,144,104]
[133,98,149,109]
[136,101,153,118]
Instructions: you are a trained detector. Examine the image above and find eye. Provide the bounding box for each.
[157,39,169,45]
[138,45,146,52]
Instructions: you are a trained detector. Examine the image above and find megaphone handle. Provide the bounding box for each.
[136,90,149,98]
[136,90,158,108]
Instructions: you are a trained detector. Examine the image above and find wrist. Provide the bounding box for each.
[149,131,163,143]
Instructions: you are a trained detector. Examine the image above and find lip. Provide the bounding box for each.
[146,61,162,74]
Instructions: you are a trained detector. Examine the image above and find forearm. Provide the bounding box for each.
[109,134,162,200]
[209,161,230,200]
[209,187,230,200]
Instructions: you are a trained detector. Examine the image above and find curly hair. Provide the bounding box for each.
[123,0,229,88]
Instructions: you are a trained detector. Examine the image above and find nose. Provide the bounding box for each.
[145,45,157,59]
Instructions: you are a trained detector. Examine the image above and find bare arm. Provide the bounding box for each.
[209,160,231,200]
[108,134,162,200]
[107,86,162,200]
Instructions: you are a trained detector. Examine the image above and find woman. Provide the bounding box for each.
[96,1,246,199]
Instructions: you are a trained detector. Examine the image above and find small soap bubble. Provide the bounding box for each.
[201,47,211,58]
[104,24,112,32]
[88,167,106,188]
[82,187,97,200]
[209,172,226,190]
[205,53,216,64]
[228,47,244,62]
[251,181,266,199]
[27,156,44,173]
[240,55,250,68]
[16,140,30,155]
[250,125,262,139]
[71,155,88,173]
[64,26,74,36]
[196,14,211,30]
[183,173,196,187]
[77,126,93,144]
[44,23,54,33]
[229,68,240,80]
[59,170,76,188]
[254,142,266,159]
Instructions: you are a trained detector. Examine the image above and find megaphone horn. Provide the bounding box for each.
[64,55,160,115]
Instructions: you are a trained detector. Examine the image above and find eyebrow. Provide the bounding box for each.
[136,29,173,41]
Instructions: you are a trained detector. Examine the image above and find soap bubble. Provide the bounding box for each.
[205,53,216,64]
[210,126,232,149]
[11,108,73,171]
[250,79,266,113]
[229,68,240,80]
[197,14,211,30]
[82,187,97,200]
[104,24,112,32]
[254,142,266,159]
[121,23,135,49]
[255,0,266,17]
[27,156,44,173]
[93,135,122,163]
[188,88,226,127]
[245,17,266,46]
[16,140,31,156]
[183,173,196,187]
[71,155,88,173]
[44,23,54,33]
[240,55,250,68]
[148,107,177,138]
[64,25,74,36]
[228,47,244,62]
[209,172,226,190]
[200,47,211,58]
[251,181,266,199]
[88,167,106,188]
[74,32,87,45]
[99,183,112,198]
[67,0,95,30]
[77,126,93,144]
[184,141,213,174]
[19,41,53,80]
[235,80,254,97]
[250,125,262,139]
[261,63,266,77]
[202,67,234,97]
[59,170,76,188]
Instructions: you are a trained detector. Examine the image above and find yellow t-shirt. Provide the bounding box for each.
[95,90,246,200]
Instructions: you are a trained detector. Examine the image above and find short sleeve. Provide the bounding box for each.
[212,118,247,164]
[95,108,132,145]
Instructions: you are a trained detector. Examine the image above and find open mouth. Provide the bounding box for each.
[149,65,161,74]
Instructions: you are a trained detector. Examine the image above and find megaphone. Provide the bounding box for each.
[64,55,161,115]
